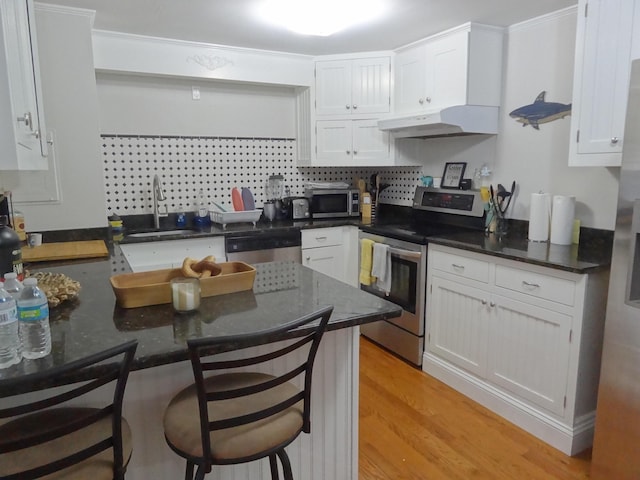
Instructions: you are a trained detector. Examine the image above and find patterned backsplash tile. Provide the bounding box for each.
[101,134,422,215]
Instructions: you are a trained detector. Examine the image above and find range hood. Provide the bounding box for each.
[377,105,499,138]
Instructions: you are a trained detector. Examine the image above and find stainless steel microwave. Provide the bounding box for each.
[305,188,360,218]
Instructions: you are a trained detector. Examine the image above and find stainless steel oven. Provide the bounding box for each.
[359,231,426,366]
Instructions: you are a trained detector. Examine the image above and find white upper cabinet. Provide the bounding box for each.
[315,119,390,166]
[569,0,634,167]
[0,0,48,170]
[394,23,504,115]
[315,57,390,116]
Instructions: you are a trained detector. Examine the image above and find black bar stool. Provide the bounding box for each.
[163,305,333,480]
[0,339,138,480]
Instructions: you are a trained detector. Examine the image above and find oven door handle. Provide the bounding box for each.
[388,247,422,260]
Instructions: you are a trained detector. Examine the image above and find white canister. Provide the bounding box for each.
[528,193,551,242]
[550,195,576,245]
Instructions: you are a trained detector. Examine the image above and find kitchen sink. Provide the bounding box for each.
[126,229,197,239]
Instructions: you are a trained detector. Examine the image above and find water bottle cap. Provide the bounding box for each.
[23,277,37,286]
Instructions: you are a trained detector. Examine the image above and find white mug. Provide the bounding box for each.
[28,233,43,247]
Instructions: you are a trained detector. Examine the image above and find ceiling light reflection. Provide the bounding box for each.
[256,0,388,37]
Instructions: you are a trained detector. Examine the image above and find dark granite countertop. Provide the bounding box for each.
[426,230,611,274]
[0,258,400,397]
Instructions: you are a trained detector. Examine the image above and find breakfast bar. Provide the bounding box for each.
[0,257,401,480]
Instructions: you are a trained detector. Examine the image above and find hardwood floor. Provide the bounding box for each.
[359,337,592,479]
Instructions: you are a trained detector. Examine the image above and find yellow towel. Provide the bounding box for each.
[359,238,376,286]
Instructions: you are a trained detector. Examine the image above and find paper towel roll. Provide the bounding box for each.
[550,195,576,245]
[528,193,551,242]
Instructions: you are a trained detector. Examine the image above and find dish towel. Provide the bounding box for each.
[359,238,375,286]
[372,243,391,294]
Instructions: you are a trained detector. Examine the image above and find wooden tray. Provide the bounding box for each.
[110,261,256,308]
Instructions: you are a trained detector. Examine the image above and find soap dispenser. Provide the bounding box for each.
[193,189,211,228]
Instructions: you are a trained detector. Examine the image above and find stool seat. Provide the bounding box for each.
[164,372,303,462]
[0,407,133,480]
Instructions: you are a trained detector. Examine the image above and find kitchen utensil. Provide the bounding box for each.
[231,187,244,211]
[241,188,255,211]
[211,201,227,212]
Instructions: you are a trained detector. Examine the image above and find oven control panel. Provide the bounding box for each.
[412,187,484,217]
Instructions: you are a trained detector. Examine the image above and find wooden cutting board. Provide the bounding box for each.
[22,240,109,263]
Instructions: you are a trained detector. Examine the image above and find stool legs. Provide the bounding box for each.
[185,461,195,480]
[277,449,293,480]
[269,454,280,479]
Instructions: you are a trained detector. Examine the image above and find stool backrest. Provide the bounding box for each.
[0,339,137,480]
[186,305,333,461]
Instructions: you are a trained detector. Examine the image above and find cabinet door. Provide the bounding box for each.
[316,120,352,163]
[351,57,390,114]
[303,245,345,283]
[351,119,390,164]
[394,45,426,114]
[0,0,47,170]
[424,30,469,111]
[428,276,488,377]
[569,0,634,166]
[315,60,352,116]
[488,294,572,416]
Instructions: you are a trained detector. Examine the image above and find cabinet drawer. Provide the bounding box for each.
[495,265,576,306]
[302,227,342,248]
[430,250,489,283]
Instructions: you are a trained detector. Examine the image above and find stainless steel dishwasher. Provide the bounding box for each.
[225,230,302,263]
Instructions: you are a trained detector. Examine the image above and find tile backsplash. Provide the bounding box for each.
[101,134,422,215]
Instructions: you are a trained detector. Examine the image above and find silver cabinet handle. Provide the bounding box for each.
[451,263,465,270]
[490,301,496,307]
[353,150,358,155]
[346,105,351,110]
[17,112,33,131]
[611,137,619,145]
[426,97,432,103]
[346,150,351,155]
[419,98,424,104]
[352,104,358,110]
[522,281,540,288]
[315,236,327,241]
[481,299,487,305]
[305,256,310,261]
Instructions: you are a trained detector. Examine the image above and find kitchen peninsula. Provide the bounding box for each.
[0,255,401,480]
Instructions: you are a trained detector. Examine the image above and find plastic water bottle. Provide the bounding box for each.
[0,285,21,368]
[3,272,23,299]
[18,277,51,359]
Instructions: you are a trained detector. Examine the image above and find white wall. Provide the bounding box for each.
[96,73,297,138]
[407,8,619,230]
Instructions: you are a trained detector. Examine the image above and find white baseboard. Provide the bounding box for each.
[422,352,594,456]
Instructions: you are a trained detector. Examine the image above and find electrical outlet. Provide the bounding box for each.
[192,86,200,100]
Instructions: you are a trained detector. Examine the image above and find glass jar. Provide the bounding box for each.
[170,277,200,313]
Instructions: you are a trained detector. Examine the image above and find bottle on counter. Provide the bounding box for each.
[18,277,51,359]
[0,285,21,368]
[3,272,23,299]
[0,215,23,281]
[176,203,186,228]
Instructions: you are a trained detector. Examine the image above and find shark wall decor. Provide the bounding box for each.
[509,91,572,130]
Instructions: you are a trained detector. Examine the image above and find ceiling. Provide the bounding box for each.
[36,0,577,56]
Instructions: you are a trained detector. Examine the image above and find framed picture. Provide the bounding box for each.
[441,162,467,189]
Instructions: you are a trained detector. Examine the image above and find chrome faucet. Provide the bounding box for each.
[153,174,168,229]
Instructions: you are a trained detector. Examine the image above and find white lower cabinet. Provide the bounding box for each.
[302,226,359,286]
[424,244,608,455]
